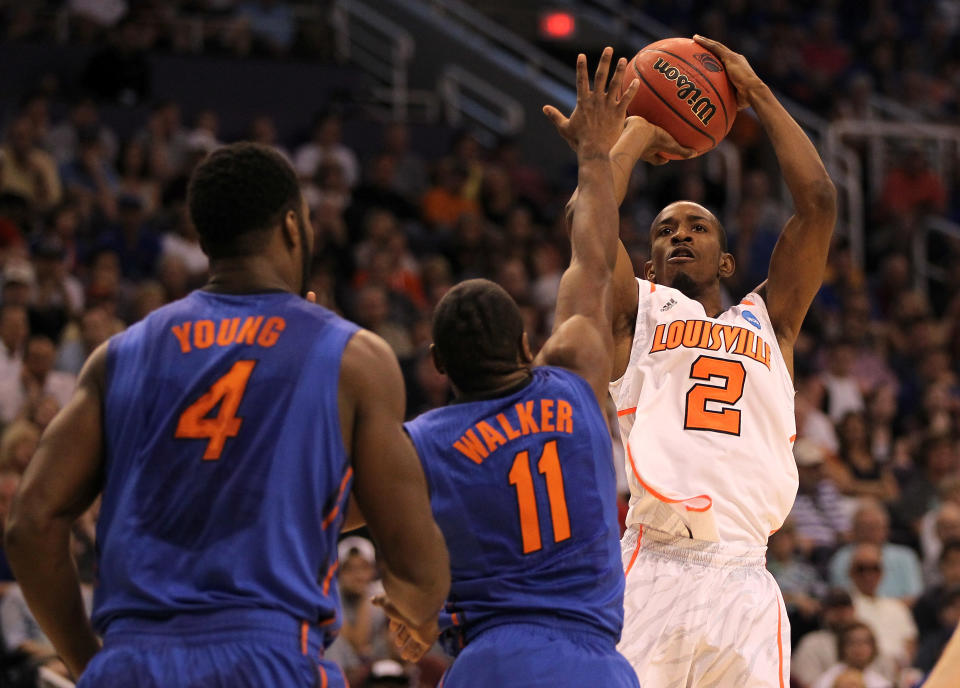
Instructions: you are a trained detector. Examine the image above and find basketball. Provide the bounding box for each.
[620,37,738,157]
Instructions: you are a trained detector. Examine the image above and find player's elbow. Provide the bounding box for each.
[4,496,48,563]
[798,178,837,219]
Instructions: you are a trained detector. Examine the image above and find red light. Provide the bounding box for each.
[540,11,576,40]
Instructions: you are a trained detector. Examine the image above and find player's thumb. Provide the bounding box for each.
[542,105,567,131]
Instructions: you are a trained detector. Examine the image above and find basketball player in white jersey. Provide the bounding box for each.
[561,36,837,686]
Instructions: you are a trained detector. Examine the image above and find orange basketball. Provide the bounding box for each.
[620,38,738,157]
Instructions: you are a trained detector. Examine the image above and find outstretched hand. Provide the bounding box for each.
[372,593,439,663]
[543,47,640,157]
[693,35,764,111]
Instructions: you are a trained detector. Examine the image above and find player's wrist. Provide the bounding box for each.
[576,143,612,161]
[741,80,771,107]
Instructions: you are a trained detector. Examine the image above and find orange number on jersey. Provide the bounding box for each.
[684,355,746,436]
[175,360,257,460]
[508,440,571,554]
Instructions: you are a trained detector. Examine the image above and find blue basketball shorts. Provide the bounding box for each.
[77,609,347,688]
[440,620,639,688]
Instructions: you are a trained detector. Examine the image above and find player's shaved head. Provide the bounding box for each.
[432,279,526,393]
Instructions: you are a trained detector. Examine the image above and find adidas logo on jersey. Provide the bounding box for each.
[660,298,677,312]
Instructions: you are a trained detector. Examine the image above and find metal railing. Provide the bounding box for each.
[915,216,960,295]
[438,64,525,141]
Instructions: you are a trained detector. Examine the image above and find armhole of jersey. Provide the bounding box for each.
[403,421,434,498]
[609,277,646,391]
[740,291,796,399]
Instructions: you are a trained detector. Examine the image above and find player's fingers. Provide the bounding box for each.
[655,127,698,158]
[594,46,613,93]
[575,53,589,98]
[607,57,628,101]
[542,105,569,130]
[618,78,640,109]
[693,34,730,57]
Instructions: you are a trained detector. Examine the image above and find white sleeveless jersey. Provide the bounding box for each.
[609,278,798,545]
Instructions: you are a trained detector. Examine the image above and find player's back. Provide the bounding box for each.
[404,366,624,643]
[93,290,358,633]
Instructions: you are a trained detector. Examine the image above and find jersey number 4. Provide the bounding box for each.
[175,360,257,460]
[508,440,571,554]
[684,355,746,436]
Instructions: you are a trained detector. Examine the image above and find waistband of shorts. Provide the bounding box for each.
[630,525,767,568]
[465,614,618,648]
[102,608,327,657]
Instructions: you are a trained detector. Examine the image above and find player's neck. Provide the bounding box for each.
[205,256,297,295]
[453,368,533,403]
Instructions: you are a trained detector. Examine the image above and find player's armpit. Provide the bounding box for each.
[339,493,365,532]
[5,342,108,679]
[340,330,450,628]
[536,314,612,405]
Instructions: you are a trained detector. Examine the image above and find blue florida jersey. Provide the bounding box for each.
[93,290,359,636]
[404,366,624,644]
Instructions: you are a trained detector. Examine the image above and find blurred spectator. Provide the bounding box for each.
[790,439,850,567]
[913,540,960,638]
[0,420,40,475]
[248,114,290,159]
[767,519,826,640]
[913,585,960,674]
[793,590,865,687]
[1,260,35,310]
[845,543,918,671]
[237,0,296,56]
[832,412,898,502]
[31,237,83,339]
[821,341,866,423]
[828,499,923,601]
[0,335,76,424]
[326,536,389,687]
[56,305,120,375]
[0,303,28,386]
[381,122,427,201]
[877,148,946,221]
[895,434,959,535]
[59,130,120,219]
[294,112,359,188]
[95,194,161,280]
[919,487,960,583]
[0,116,62,211]
[810,622,892,688]
[0,471,20,584]
[46,96,119,167]
[421,158,479,229]
[117,139,161,214]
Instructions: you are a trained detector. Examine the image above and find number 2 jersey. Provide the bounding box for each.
[609,279,798,545]
[92,290,358,635]
[404,366,625,646]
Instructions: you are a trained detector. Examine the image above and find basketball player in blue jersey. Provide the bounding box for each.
[5,143,449,686]
[380,49,686,687]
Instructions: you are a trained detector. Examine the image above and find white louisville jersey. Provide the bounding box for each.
[609,278,799,545]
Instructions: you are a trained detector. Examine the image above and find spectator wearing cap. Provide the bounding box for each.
[0,334,76,424]
[789,439,851,570]
[0,303,28,388]
[326,536,390,687]
[0,115,62,211]
[846,543,917,672]
[95,193,162,280]
[1,260,36,309]
[828,498,923,603]
[31,236,83,341]
[768,518,827,641]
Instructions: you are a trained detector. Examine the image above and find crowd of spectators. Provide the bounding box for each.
[0,2,957,688]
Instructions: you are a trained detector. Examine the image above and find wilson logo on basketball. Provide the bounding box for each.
[693,53,723,73]
[651,58,718,125]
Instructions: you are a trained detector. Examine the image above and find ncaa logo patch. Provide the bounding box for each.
[742,311,761,330]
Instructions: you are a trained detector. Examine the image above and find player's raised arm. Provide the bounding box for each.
[5,343,108,679]
[340,330,449,639]
[694,36,836,365]
[536,48,638,402]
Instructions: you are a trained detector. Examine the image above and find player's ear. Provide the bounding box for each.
[282,208,299,249]
[519,332,533,364]
[644,260,655,282]
[429,343,445,375]
[719,252,735,279]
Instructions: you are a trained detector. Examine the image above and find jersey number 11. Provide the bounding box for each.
[508,440,571,554]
